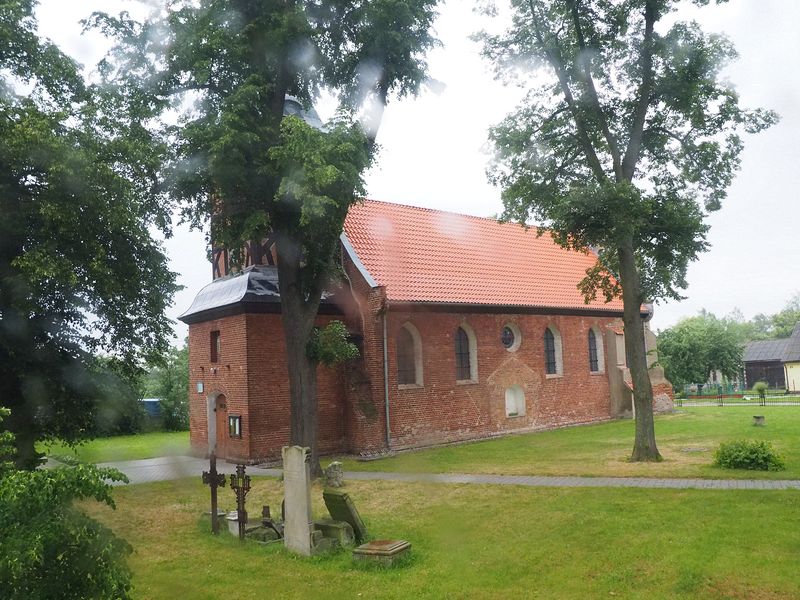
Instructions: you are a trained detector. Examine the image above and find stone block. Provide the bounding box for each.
[314,519,355,547]
[353,540,411,566]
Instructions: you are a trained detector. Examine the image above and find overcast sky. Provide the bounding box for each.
[36,0,800,341]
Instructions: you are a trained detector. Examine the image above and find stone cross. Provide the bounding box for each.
[201,452,226,535]
[229,464,251,540]
[282,446,314,556]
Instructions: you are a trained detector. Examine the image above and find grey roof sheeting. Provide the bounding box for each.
[744,322,800,363]
[179,266,281,322]
[784,323,800,362]
[179,265,341,324]
[744,339,791,362]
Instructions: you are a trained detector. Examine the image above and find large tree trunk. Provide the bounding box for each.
[275,235,324,476]
[6,396,42,470]
[617,242,662,462]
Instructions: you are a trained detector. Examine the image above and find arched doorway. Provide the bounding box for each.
[210,393,228,458]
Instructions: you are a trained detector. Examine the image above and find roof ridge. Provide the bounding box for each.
[359,197,541,231]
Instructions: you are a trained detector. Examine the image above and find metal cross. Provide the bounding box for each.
[201,452,226,535]
[230,464,251,540]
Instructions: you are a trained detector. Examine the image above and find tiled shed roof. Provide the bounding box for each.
[343,199,625,312]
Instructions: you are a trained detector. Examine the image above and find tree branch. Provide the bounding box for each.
[565,0,623,180]
[621,0,658,181]
[527,0,607,183]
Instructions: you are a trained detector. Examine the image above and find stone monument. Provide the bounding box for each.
[324,461,344,488]
[282,446,314,556]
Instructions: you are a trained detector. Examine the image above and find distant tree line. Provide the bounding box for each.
[657,292,800,388]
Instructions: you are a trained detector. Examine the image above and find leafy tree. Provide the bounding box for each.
[0,409,132,599]
[0,1,179,468]
[478,0,775,460]
[767,292,800,338]
[92,0,440,472]
[143,343,189,431]
[657,311,743,387]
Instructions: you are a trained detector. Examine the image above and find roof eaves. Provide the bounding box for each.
[340,231,379,288]
[386,299,627,317]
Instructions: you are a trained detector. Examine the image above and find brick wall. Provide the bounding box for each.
[187,248,656,459]
[188,312,347,462]
[377,311,618,450]
[188,315,250,460]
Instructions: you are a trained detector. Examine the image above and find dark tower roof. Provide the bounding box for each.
[179,265,341,324]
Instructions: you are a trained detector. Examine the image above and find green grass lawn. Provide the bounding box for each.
[338,407,800,480]
[85,477,800,599]
[40,430,189,463]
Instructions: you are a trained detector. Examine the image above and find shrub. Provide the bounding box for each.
[713,440,785,471]
[0,410,132,599]
[752,381,769,399]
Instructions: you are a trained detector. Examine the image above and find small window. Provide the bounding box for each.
[588,329,599,372]
[501,323,522,352]
[544,326,563,376]
[454,324,478,382]
[544,329,557,374]
[210,330,221,363]
[455,327,471,380]
[505,385,526,417]
[397,327,416,385]
[396,323,423,387]
[228,415,242,438]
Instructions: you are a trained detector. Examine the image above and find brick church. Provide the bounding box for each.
[180,199,673,462]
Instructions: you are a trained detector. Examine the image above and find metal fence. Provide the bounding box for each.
[682,382,747,397]
[676,395,800,407]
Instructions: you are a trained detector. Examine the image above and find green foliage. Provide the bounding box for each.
[0,410,132,599]
[657,311,744,387]
[744,293,800,340]
[307,320,360,367]
[752,381,768,400]
[0,408,16,478]
[0,1,179,468]
[142,343,189,431]
[90,0,440,463]
[713,440,785,471]
[479,0,776,303]
[0,464,133,599]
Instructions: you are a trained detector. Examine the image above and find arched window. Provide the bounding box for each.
[396,323,423,387]
[544,326,564,376]
[455,324,478,382]
[588,329,599,372]
[588,327,605,373]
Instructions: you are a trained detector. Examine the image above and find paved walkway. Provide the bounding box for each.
[93,455,800,490]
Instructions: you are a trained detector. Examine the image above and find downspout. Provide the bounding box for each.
[382,307,391,450]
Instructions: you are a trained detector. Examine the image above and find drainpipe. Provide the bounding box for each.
[382,309,391,449]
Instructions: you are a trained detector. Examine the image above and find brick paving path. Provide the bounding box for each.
[92,455,800,490]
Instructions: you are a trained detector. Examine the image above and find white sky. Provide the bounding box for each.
[35,0,800,340]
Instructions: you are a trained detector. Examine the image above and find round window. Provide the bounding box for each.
[501,323,522,352]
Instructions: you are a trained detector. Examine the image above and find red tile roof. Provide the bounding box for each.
[343,200,625,312]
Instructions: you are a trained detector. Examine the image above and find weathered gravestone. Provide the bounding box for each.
[324,461,344,488]
[323,488,368,544]
[282,446,314,556]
